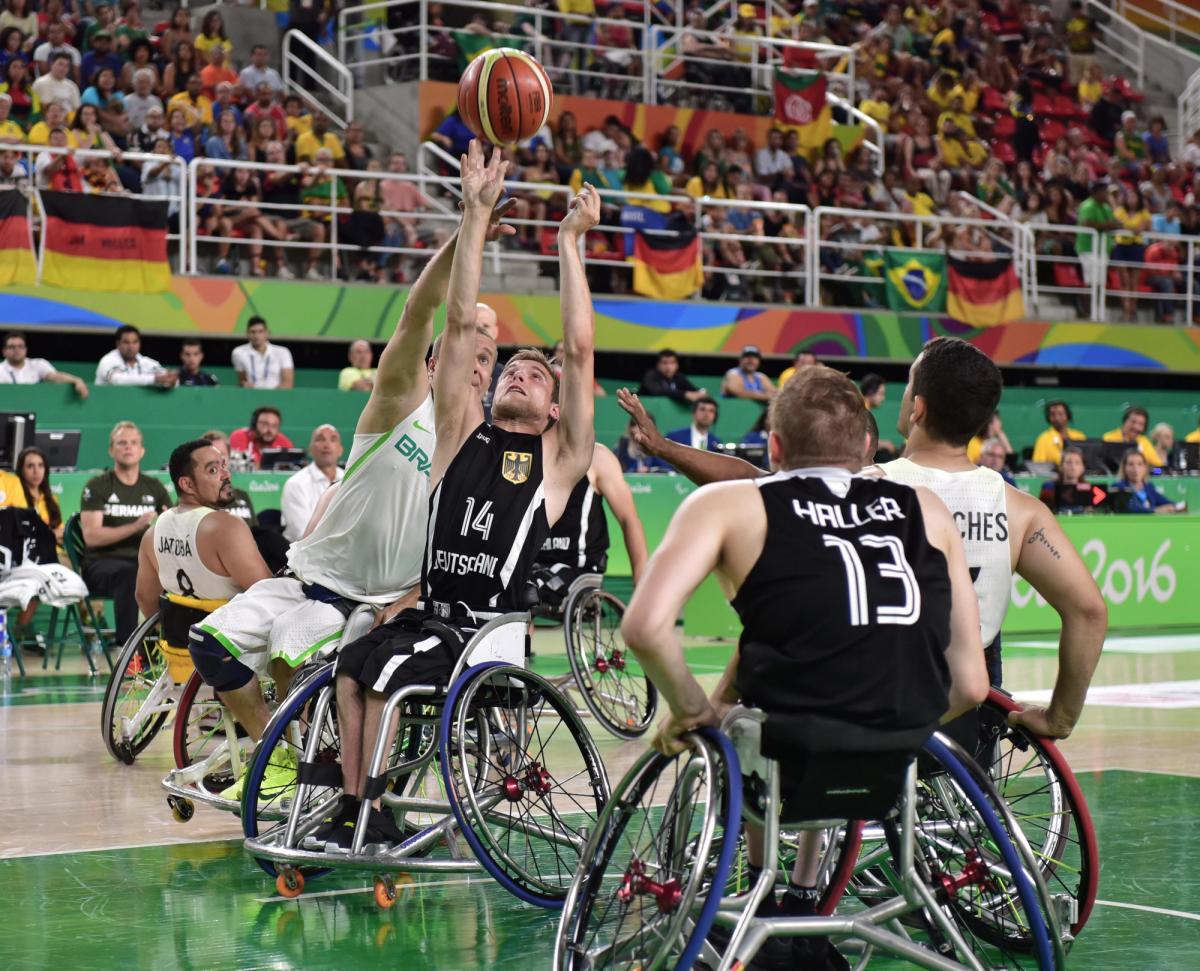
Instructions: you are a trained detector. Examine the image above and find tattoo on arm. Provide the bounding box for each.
[1028,526,1062,560]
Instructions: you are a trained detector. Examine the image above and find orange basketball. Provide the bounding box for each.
[456,48,553,146]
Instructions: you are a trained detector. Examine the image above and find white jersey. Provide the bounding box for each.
[154,506,241,601]
[880,458,1011,646]
[287,395,435,605]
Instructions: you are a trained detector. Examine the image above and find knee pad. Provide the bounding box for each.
[188,626,255,693]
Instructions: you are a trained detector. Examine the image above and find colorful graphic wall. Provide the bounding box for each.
[6,277,1200,372]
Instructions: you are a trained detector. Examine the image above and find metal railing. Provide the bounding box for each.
[1113,0,1200,52]
[1183,67,1200,149]
[283,28,354,129]
[11,144,189,275]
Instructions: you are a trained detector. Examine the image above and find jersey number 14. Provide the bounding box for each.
[460,498,495,543]
[823,533,921,627]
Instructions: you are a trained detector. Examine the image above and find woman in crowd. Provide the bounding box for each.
[0,27,26,73]
[194,10,232,65]
[0,56,36,125]
[1111,184,1152,321]
[166,105,197,163]
[4,447,65,645]
[205,107,246,161]
[343,120,372,171]
[159,7,192,69]
[121,37,160,92]
[1112,449,1177,514]
[553,110,581,181]
[1038,446,1096,514]
[161,39,197,99]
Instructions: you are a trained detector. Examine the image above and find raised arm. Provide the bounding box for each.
[591,443,648,583]
[1009,489,1106,738]
[617,388,764,485]
[430,140,508,484]
[544,183,602,507]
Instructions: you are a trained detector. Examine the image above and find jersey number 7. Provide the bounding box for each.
[822,533,921,627]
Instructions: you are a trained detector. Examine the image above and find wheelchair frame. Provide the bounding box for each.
[160,602,378,822]
[241,611,612,909]
[555,709,1066,971]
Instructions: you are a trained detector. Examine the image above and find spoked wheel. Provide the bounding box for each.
[983,689,1098,941]
[441,662,611,908]
[243,662,342,880]
[913,733,1062,971]
[173,670,237,791]
[100,613,174,764]
[554,727,741,971]
[564,587,657,740]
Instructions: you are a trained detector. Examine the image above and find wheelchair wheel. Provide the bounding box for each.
[441,662,611,908]
[563,587,657,740]
[242,662,340,880]
[984,689,1099,939]
[172,670,236,790]
[555,727,741,971]
[101,612,172,764]
[915,733,1062,971]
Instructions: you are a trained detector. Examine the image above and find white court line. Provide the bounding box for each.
[1094,899,1200,923]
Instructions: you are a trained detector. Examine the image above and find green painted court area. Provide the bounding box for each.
[2,629,1199,969]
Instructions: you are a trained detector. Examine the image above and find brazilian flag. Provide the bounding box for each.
[883,251,947,313]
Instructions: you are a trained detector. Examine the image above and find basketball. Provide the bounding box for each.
[456,48,553,146]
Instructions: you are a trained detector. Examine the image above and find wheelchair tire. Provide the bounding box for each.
[554,727,741,971]
[920,733,1061,971]
[242,662,339,881]
[563,586,658,740]
[984,688,1099,938]
[172,670,237,791]
[440,662,610,908]
[101,612,172,764]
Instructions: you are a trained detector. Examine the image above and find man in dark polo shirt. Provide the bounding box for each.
[80,421,171,643]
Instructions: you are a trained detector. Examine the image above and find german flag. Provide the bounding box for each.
[947,254,1026,326]
[0,190,35,287]
[630,217,703,301]
[40,190,170,293]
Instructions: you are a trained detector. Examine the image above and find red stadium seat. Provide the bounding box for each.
[992,140,1017,164]
[1053,94,1078,118]
[1041,119,1067,143]
[981,86,1008,113]
[1032,93,1055,117]
[1053,263,1084,290]
[992,114,1016,138]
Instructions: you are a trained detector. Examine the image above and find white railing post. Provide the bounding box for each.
[419,0,428,82]
[188,158,199,276]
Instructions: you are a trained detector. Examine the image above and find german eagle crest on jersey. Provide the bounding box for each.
[502,451,533,484]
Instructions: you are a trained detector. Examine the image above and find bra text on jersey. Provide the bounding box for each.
[395,433,432,476]
[953,510,1009,543]
[432,549,500,579]
[791,496,905,529]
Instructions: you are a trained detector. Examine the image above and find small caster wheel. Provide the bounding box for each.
[115,742,135,766]
[276,868,305,898]
[167,796,194,823]
[374,874,397,909]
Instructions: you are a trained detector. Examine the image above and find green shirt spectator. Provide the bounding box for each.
[1076,184,1117,255]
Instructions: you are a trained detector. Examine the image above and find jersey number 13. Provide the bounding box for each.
[822,533,921,627]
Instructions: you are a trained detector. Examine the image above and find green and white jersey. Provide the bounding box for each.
[287,395,435,605]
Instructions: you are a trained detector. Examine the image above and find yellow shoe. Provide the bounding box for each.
[219,767,247,802]
[259,747,299,805]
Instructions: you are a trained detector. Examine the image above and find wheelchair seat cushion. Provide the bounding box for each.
[335,607,476,696]
[159,597,215,650]
[757,711,935,823]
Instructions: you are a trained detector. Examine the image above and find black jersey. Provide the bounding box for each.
[732,470,952,733]
[537,474,609,573]
[422,422,549,619]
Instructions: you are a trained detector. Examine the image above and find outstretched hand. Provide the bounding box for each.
[460,139,508,213]
[560,182,601,238]
[617,388,667,457]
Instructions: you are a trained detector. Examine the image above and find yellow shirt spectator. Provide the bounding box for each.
[905,190,934,216]
[858,97,891,126]
[1187,428,1200,444]
[1112,205,1151,246]
[167,91,214,129]
[684,175,728,200]
[295,129,346,164]
[27,122,78,147]
[555,0,595,12]
[769,11,803,37]
[906,5,938,35]
[948,82,979,114]
[932,27,956,49]
[1078,78,1102,104]
[1031,427,1086,465]
[0,469,23,507]
[338,366,376,391]
[0,119,23,141]
[286,113,313,138]
[1102,429,1164,467]
[194,34,234,61]
[937,109,978,139]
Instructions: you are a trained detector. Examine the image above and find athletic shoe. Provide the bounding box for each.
[258,747,299,804]
[365,807,409,848]
[275,264,295,280]
[779,890,851,971]
[703,890,792,970]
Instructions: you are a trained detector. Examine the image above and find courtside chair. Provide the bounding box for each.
[56,514,116,675]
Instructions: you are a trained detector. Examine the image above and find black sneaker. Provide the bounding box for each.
[791,936,851,971]
[365,807,409,848]
[703,891,792,971]
[307,798,360,849]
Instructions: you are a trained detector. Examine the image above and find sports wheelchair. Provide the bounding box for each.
[539,573,658,740]
[818,687,1098,953]
[101,593,228,766]
[160,603,378,822]
[555,707,1066,971]
[241,611,612,909]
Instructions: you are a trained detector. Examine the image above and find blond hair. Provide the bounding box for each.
[109,420,143,447]
[768,366,867,469]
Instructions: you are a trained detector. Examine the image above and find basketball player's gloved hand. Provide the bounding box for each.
[616,389,668,457]
[1007,703,1075,740]
[460,138,508,213]
[650,702,720,757]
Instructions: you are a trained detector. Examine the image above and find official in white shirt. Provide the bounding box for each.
[280,424,344,542]
[95,325,178,388]
[2,331,89,397]
[665,398,723,452]
[232,316,295,390]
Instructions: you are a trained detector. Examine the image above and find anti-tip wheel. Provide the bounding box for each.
[276,869,305,899]
[167,796,194,823]
[374,875,397,909]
